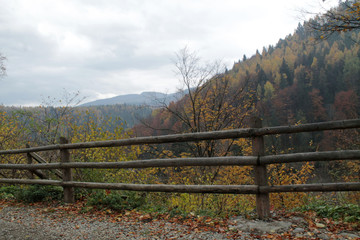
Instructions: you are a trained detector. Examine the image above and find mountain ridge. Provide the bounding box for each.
[80,91,183,107]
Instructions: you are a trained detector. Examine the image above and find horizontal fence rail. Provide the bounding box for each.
[0,119,359,155]
[0,179,359,194]
[0,179,259,194]
[0,150,359,170]
[260,182,360,193]
[0,118,359,219]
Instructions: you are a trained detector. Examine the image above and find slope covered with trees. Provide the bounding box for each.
[133,5,360,212]
[137,20,360,149]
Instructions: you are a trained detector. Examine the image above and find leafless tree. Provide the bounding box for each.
[140,47,255,158]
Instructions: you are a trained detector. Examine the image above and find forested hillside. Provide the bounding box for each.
[136,21,360,151]
[229,23,360,153]
[234,23,359,124]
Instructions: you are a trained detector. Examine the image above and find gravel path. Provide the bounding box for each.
[0,203,359,239]
[0,204,231,240]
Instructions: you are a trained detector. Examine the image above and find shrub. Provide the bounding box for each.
[86,190,146,211]
[0,185,19,200]
[15,185,63,203]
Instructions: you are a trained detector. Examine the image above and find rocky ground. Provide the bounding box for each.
[0,200,359,239]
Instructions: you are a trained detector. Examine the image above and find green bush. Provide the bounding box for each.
[87,190,146,211]
[0,185,20,200]
[0,185,19,194]
[15,185,63,203]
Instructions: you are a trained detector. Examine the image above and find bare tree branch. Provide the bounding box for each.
[306,1,360,41]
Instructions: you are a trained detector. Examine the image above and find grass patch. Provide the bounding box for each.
[298,199,360,222]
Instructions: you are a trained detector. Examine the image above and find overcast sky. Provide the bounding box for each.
[0,0,337,106]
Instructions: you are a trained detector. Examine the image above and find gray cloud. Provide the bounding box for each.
[0,0,337,106]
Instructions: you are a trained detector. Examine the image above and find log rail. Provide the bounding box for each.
[0,118,359,219]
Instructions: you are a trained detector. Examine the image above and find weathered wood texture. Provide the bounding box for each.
[26,144,33,179]
[0,179,358,193]
[251,117,270,219]
[0,179,258,194]
[29,152,63,179]
[0,150,358,170]
[26,144,47,179]
[260,150,360,164]
[260,182,360,192]
[0,119,359,155]
[60,137,74,203]
[0,156,258,170]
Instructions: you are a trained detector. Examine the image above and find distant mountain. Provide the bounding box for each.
[80,91,184,107]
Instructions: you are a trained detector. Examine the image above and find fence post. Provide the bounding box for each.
[250,116,270,219]
[59,137,75,203]
[26,144,34,179]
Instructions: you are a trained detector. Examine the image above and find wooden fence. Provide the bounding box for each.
[0,118,359,219]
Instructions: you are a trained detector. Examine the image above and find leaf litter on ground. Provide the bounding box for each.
[0,199,359,239]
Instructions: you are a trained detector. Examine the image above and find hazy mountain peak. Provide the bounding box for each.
[80,91,180,107]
